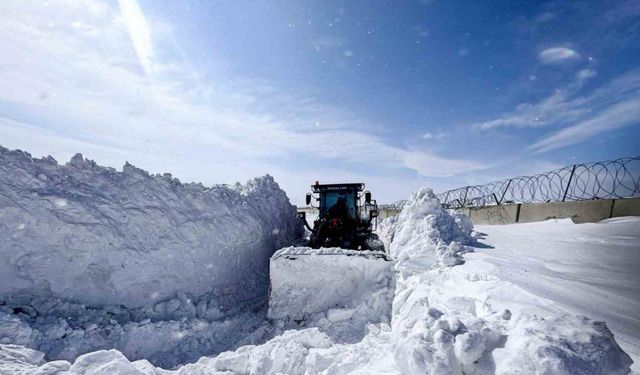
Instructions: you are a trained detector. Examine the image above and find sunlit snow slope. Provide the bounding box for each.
[0,146,303,367]
[0,146,302,310]
[464,218,640,373]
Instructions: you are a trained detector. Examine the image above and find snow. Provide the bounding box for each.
[0,169,636,374]
[0,146,302,367]
[268,247,394,342]
[465,217,640,373]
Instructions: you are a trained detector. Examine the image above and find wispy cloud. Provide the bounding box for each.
[0,0,485,198]
[529,95,640,153]
[403,151,488,178]
[472,68,640,153]
[538,47,579,64]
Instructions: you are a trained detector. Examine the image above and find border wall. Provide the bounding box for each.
[461,197,640,225]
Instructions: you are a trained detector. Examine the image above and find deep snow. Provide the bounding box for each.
[468,217,640,373]
[268,247,394,342]
[0,146,303,366]
[2,185,633,374]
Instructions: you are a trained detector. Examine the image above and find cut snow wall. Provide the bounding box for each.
[0,146,303,311]
[267,247,395,342]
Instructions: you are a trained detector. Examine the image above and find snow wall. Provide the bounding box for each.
[0,146,303,312]
[268,247,395,342]
[0,180,632,374]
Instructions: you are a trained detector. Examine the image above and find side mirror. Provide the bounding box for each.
[365,191,371,203]
[297,211,306,220]
[305,193,312,206]
[370,209,378,218]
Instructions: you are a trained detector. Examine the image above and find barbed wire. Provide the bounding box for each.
[436,156,640,209]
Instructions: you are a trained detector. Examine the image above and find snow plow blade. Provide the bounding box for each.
[267,247,394,324]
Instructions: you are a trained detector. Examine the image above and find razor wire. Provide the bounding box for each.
[437,156,640,209]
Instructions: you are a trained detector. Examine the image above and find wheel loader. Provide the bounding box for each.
[267,182,391,324]
[297,182,385,251]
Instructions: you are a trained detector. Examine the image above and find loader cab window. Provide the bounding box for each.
[320,191,357,219]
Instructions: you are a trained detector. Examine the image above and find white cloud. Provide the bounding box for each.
[576,69,596,80]
[538,47,579,64]
[529,96,640,153]
[0,0,485,201]
[403,151,488,178]
[422,132,433,139]
[472,67,640,153]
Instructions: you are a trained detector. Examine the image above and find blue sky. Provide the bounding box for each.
[1,0,639,204]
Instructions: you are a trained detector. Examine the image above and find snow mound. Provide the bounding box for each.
[388,187,631,375]
[0,146,302,311]
[495,314,633,374]
[0,146,302,366]
[268,247,395,342]
[387,187,474,266]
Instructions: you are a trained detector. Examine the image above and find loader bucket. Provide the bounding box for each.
[267,246,395,340]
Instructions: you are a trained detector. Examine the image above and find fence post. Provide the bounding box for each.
[462,186,469,207]
[562,165,577,202]
[499,179,512,204]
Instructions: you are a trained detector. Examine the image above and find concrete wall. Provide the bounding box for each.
[379,208,401,218]
[298,197,640,225]
[469,204,519,225]
[463,197,640,225]
[518,200,613,224]
[612,198,640,218]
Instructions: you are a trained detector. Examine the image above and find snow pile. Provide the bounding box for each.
[0,306,271,368]
[267,247,394,342]
[0,146,302,366]
[0,146,301,310]
[388,188,632,374]
[388,187,474,266]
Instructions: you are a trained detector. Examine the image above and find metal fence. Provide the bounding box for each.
[437,156,640,209]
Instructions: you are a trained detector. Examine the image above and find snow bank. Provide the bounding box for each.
[0,181,632,374]
[0,146,302,366]
[0,146,302,310]
[267,247,394,342]
[387,188,631,375]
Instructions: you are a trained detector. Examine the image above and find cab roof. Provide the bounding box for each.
[311,183,364,193]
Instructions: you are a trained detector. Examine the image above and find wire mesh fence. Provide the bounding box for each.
[436,156,640,209]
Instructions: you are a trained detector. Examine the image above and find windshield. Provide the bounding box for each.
[321,191,357,219]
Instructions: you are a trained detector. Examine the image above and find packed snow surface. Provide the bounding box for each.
[0,180,635,374]
[0,146,302,366]
[468,217,640,373]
